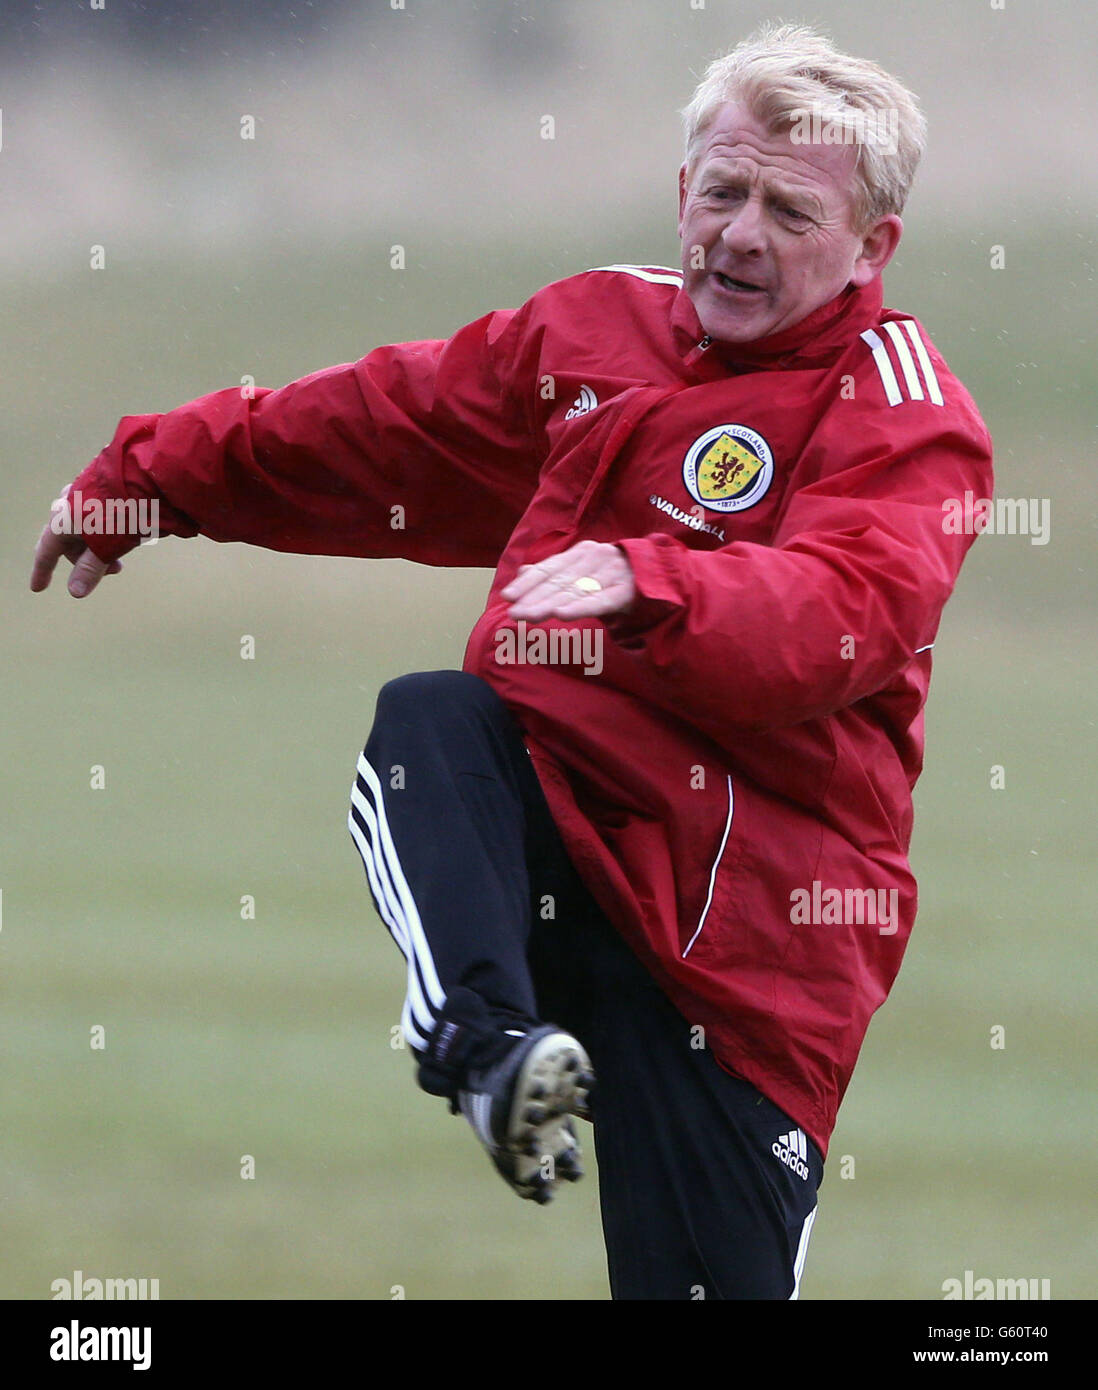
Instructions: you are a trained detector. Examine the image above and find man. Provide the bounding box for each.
[31,24,993,1299]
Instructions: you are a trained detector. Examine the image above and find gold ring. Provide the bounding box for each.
[573,576,602,594]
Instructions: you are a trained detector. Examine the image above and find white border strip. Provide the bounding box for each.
[588,263,684,286]
[682,775,734,959]
[790,1204,818,1300]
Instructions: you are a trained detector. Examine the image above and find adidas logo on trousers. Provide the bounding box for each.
[772,1128,810,1181]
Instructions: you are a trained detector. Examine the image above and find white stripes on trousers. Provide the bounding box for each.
[789,1205,818,1300]
[347,752,446,1053]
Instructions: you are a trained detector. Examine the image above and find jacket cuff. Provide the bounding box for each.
[604,538,683,647]
[58,461,138,563]
[63,454,195,563]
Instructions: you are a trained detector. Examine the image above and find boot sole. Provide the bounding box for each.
[497,1033,594,1202]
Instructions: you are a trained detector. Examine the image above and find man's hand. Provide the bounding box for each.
[29,485,122,597]
[501,540,635,622]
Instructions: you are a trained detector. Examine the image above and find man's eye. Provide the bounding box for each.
[781,207,809,221]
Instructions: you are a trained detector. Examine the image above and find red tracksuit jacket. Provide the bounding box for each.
[70,263,994,1154]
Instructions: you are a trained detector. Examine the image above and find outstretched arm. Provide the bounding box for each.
[30,303,540,596]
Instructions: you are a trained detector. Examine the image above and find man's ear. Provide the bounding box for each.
[851,213,903,286]
[677,162,688,237]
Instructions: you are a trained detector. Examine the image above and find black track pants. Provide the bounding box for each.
[348,670,823,1300]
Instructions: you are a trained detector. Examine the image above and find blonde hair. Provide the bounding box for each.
[681,23,927,233]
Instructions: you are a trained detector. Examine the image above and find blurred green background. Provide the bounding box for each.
[1,0,1095,1299]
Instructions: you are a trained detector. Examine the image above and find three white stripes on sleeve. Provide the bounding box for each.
[860,320,944,406]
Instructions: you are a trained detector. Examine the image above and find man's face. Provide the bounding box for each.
[678,100,897,343]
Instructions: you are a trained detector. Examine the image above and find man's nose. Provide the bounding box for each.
[721,196,767,257]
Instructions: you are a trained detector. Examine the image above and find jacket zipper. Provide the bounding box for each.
[684,333,713,369]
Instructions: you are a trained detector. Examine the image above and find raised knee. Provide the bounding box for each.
[373,670,499,726]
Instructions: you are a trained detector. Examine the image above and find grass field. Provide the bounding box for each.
[2,232,1095,1299]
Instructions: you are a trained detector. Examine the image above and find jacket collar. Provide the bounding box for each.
[670,275,884,374]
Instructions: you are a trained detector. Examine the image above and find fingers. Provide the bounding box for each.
[29,523,67,592]
[505,571,585,619]
[508,584,629,622]
[30,487,81,593]
[29,521,118,596]
[501,548,580,604]
[31,481,125,597]
[504,567,588,621]
[502,541,635,621]
[67,548,111,598]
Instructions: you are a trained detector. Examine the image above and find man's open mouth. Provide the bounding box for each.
[714,272,767,295]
